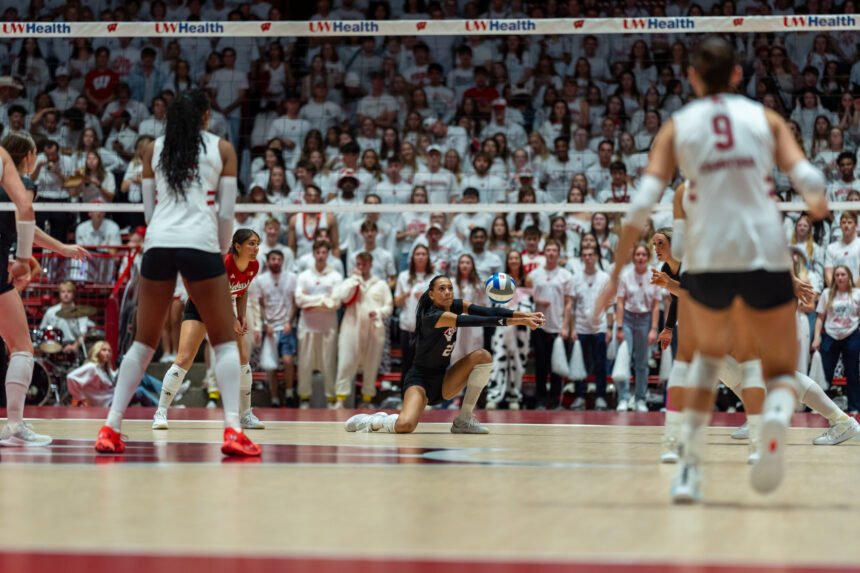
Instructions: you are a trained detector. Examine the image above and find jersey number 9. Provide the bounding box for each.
[712,114,734,151]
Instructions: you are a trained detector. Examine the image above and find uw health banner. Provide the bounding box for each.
[0,16,856,37]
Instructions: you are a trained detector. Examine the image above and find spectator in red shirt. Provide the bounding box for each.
[463,66,499,123]
[85,47,119,116]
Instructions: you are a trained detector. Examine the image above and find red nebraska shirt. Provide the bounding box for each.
[225,253,259,299]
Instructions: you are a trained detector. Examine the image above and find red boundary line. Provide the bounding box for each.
[0,551,858,573]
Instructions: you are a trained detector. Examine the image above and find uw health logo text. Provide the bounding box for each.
[2,22,71,34]
[307,21,379,33]
[782,15,856,27]
[622,18,694,29]
[154,22,224,33]
[464,20,537,32]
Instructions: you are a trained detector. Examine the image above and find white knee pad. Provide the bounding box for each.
[6,352,33,388]
[794,371,815,395]
[666,360,689,389]
[739,360,766,391]
[767,374,807,397]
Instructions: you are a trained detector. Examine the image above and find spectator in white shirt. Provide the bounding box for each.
[75,210,122,248]
[427,117,470,160]
[40,281,92,358]
[206,47,248,145]
[412,145,457,204]
[466,226,503,280]
[101,82,150,132]
[597,161,637,204]
[459,152,508,203]
[615,244,661,412]
[300,80,344,134]
[49,66,80,111]
[356,71,398,129]
[569,246,612,411]
[482,98,528,151]
[825,212,860,286]
[451,187,494,242]
[266,91,311,169]
[137,96,167,139]
[295,240,343,408]
[530,239,574,409]
[812,265,860,412]
[542,137,578,203]
[347,220,397,288]
[253,249,298,407]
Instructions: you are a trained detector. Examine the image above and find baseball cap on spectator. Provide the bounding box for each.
[518,168,534,179]
[423,117,439,130]
[344,73,360,89]
[369,70,384,81]
[337,169,359,186]
[284,89,301,101]
[427,145,443,154]
[0,76,23,90]
[55,66,70,77]
[426,223,444,235]
[491,98,507,108]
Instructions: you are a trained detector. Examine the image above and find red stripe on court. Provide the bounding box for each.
[0,552,857,573]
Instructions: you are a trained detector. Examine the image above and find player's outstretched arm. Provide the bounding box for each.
[434,311,545,330]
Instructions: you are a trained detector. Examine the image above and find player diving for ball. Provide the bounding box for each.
[345,275,545,434]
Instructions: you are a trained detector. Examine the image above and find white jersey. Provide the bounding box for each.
[674,95,789,273]
[145,131,223,254]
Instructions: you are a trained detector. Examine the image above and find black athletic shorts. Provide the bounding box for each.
[182,298,202,322]
[684,270,795,311]
[402,366,446,406]
[140,248,225,282]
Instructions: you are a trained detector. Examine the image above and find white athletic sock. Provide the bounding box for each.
[239,363,253,415]
[680,410,710,464]
[5,352,33,426]
[747,414,762,444]
[800,378,848,424]
[213,342,242,430]
[158,364,188,410]
[4,383,27,426]
[457,363,493,422]
[764,384,796,426]
[382,413,399,433]
[664,410,683,441]
[107,342,156,430]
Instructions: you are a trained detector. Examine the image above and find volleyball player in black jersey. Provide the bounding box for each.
[346,276,545,434]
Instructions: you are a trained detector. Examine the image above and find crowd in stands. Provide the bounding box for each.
[3,0,860,411]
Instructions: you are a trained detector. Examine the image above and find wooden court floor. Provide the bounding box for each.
[1,407,859,573]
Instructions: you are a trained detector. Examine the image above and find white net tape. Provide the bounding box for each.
[0,201,851,215]
[2,16,857,37]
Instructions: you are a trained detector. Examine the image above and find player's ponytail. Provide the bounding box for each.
[159,89,210,199]
[230,228,260,256]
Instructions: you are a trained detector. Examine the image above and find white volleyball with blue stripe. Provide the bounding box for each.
[485,272,517,304]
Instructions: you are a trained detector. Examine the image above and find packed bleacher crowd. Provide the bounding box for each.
[3,0,860,412]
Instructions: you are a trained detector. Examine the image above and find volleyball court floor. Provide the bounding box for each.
[1,407,859,573]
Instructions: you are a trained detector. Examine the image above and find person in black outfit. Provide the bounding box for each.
[345,275,545,434]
